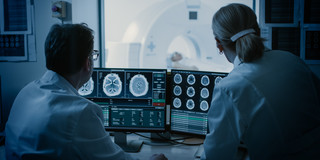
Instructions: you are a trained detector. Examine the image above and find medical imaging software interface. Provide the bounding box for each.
[78,68,167,131]
[170,70,227,135]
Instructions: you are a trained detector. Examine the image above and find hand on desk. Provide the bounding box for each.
[149,153,168,160]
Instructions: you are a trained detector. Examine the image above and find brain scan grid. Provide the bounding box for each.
[170,70,227,135]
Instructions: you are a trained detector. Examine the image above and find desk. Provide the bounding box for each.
[125,133,248,160]
[0,133,204,160]
[126,133,204,160]
[0,133,248,160]
[129,143,202,160]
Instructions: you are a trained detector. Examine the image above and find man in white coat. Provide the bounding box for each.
[5,23,167,160]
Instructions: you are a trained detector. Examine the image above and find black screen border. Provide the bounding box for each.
[86,68,168,133]
[169,69,228,137]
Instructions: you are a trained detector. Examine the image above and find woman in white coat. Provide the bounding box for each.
[202,3,320,160]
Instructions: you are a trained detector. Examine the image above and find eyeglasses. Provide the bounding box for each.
[91,50,100,61]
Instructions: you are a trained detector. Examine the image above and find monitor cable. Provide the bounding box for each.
[133,132,203,146]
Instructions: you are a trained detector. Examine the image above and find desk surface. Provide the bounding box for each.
[0,133,203,160]
[129,144,201,160]
[0,134,249,160]
[128,133,203,160]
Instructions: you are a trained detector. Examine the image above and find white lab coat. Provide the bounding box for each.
[5,70,134,160]
[202,50,320,160]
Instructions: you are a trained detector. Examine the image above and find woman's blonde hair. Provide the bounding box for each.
[212,3,265,62]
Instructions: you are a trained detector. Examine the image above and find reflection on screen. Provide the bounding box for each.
[170,69,227,135]
[78,68,167,131]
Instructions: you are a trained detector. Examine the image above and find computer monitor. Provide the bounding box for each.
[78,68,167,152]
[170,69,228,136]
[0,75,3,132]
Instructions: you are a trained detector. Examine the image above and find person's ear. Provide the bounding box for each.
[215,38,223,52]
[84,57,91,72]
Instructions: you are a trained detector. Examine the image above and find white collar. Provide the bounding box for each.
[233,56,242,67]
[43,70,79,96]
[232,48,270,67]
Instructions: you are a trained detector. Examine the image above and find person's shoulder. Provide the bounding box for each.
[216,71,249,91]
[69,95,99,107]
[15,79,40,97]
[267,49,290,54]
[267,50,309,68]
[77,96,102,112]
[56,95,102,121]
[266,50,301,60]
[46,89,100,113]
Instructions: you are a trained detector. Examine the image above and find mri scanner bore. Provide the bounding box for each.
[105,0,237,72]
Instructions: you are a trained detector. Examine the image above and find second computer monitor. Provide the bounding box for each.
[170,69,228,136]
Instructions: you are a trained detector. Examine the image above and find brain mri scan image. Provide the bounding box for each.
[174,85,182,96]
[215,76,223,85]
[201,75,210,86]
[173,97,182,108]
[174,73,182,84]
[78,77,94,96]
[186,99,195,110]
[187,86,195,97]
[129,74,149,97]
[187,74,196,85]
[200,88,209,99]
[103,73,123,96]
[200,100,209,111]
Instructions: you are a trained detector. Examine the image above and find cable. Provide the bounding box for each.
[156,133,203,146]
[133,132,203,146]
[158,133,204,146]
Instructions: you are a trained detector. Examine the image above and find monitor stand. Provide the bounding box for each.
[142,132,172,146]
[114,132,143,153]
[194,144,204,159]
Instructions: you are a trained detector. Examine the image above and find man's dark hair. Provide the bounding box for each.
[45,23,94,76]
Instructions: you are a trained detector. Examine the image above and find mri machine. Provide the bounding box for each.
[106,0,238,72]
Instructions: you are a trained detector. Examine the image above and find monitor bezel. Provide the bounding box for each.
[169,69,228,137]
[85,67,168,133]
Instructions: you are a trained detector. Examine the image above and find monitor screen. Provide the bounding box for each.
[78,68,167,132]
[0,75,3,132]
[170,69,228,136]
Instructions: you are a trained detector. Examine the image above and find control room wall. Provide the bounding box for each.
[0,0,99,130]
